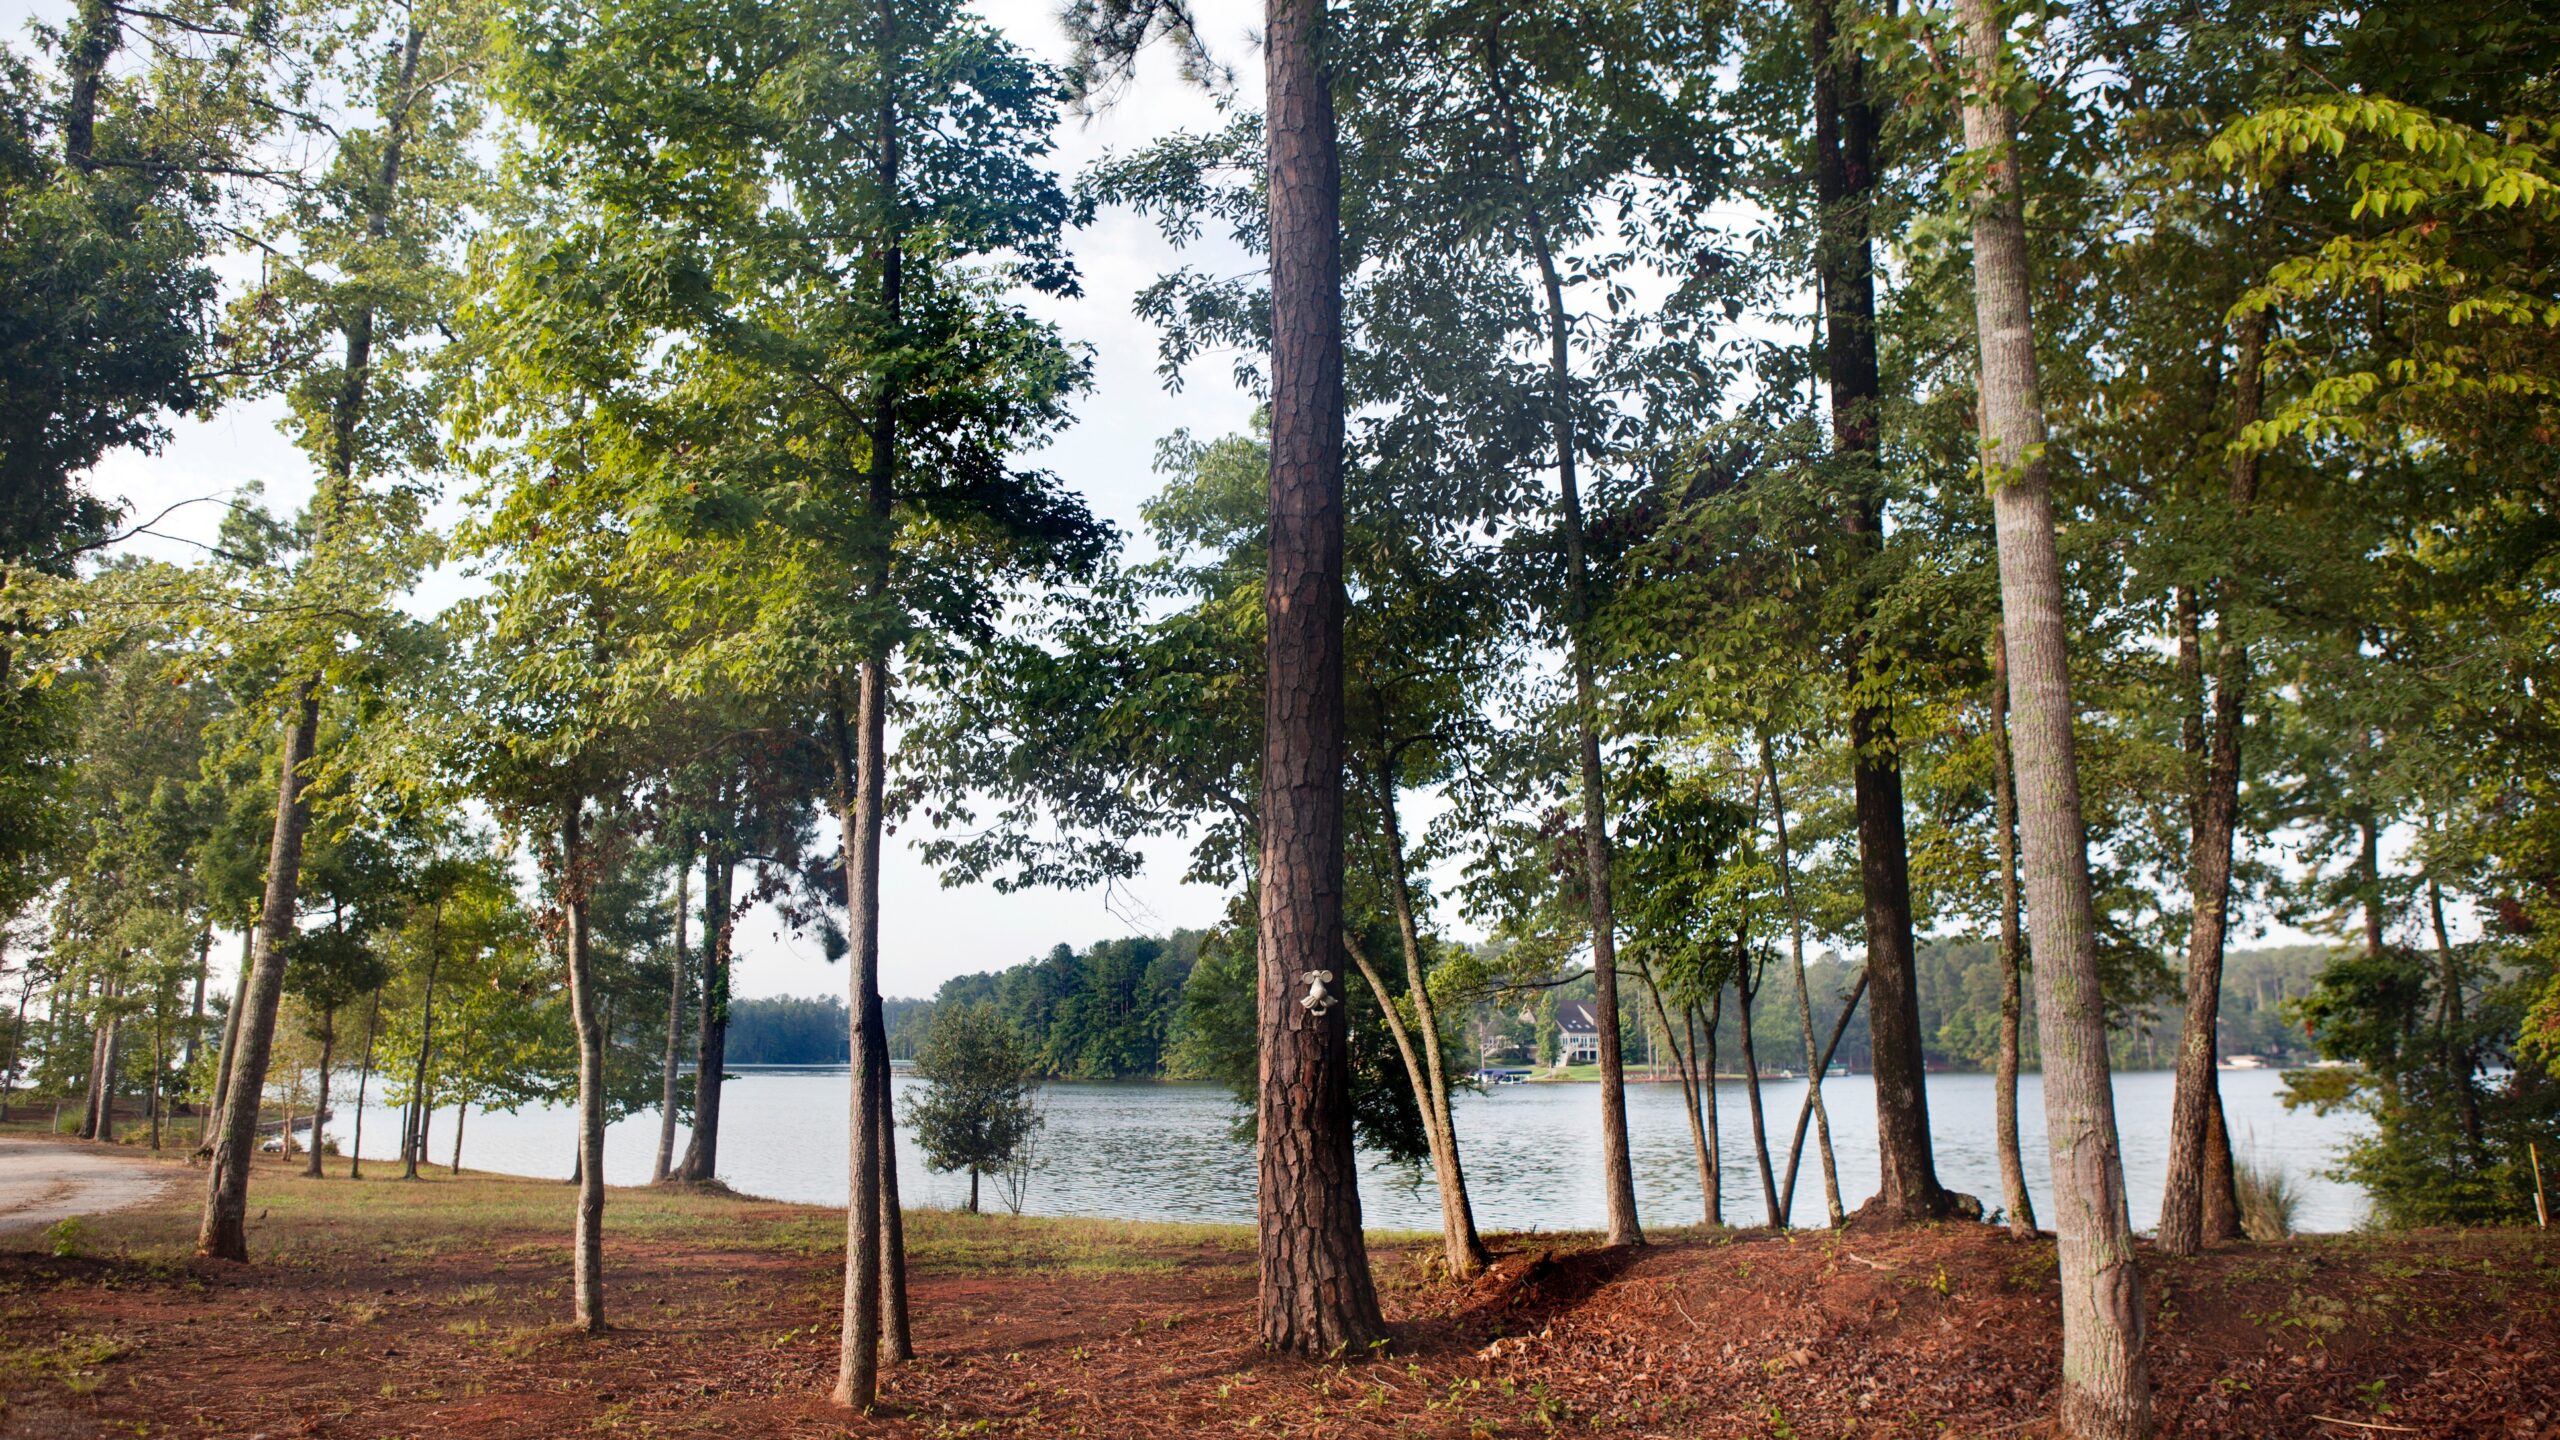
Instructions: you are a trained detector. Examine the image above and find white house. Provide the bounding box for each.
[1554,1000,1601,1067]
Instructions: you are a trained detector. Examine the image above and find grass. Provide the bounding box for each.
[2236,1154,2301,1243]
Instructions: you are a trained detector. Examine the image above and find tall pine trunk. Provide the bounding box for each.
[1257,0,1385,1354]
[654,847,690,1184]
[831,667,892,1405]
[2159,311,2264,1255]
[199,934,249,1156]
[870,1007,911,1360]
[1958,3,2152,1430]
[1989,626,2039,1236]
[560,802,608,1333]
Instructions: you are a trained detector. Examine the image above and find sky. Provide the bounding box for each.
[6,0,1279,1001]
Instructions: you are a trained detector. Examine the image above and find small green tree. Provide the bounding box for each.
[908,1002,1041,1215]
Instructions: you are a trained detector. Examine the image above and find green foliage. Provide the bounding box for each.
[908,1000,1043,1206]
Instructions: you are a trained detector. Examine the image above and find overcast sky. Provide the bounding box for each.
[6,0,1278,1000]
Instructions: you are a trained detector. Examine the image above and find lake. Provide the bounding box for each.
[335,1064,2370,1234]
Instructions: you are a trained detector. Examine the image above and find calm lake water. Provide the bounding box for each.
[339,1065,2370,1234]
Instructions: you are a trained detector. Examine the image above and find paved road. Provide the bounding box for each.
[0,1136,175,1238]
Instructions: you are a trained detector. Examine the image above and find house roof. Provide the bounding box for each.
[1557,1000,1599,1033]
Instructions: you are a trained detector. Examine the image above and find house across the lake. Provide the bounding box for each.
[1555,1000,1601,1068]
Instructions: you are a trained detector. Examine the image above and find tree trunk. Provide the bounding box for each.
[1990,626,2039,1237]
[1634,960,1716,1225]
[184,920,212,1072]
[2160,310,2264,1256]
[404,902,443,1181]
[654,844,691,1184]
[871,995,912,1362]
[561,802,608,1333]
[831,669,891,1406]
[79,985,111,1140]
[967,1166,979,1214]
[200,687,318,1261]
[1700,989,1724,1226]
[350,989,380,1180]
[199,26,421,1259]
[148,1005,165,1151]
[61,0,116,172]
[200,936,250,1157]
[2359,815,2384,958]
[1811,0,1944,1225]
[452,1097,467,1172]
[677,848,732,1182]
[1761,738,1844,1226]
[304,1009,333,1178]
[1959,3,2152,1430]
[1483,30,1640,1249]
[1783,971,1870,1221]
[1360,758,1489,1276]
[1733,955,1781,1227]
[2427,879,2482,1155]
[1257,0,1386,1356]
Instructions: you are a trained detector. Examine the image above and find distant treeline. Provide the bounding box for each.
[730,935,2337,1081]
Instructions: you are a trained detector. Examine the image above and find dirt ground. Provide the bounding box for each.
[0,1151,2553,1438]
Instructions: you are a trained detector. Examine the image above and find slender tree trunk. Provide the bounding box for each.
[404,903,443,1181]
[1761,738,1844,1225]
[451,1099,468,1173]
[199,26,422,1260]
[871,1000,911,1362]
[1482,31,1640,1248]
[201,691,317,1262]
[200,936,249,1157]
[1810,0,1944,1224]
[1990,626,2039,1236]
[559,802,608,1333]
[2359,815,2385,958]
[80,985,111,1140]
[148,1005,165,1151]
[1358,757,1488,1276]
[1733,956,1781,1227]
[304,1010,333,1178]
[184,920,212,1071]
[350,988,380,1180]
[1635,961,1716,1225]
[1783,971,1871,1221]
[2427,879,2482,1155]
[677,849,732,1181]
[1959,4,2152,1430]
[654,845,691,1184]
[831,669,891,1405]
[1701,989,1724,1225]
[1252,0,1385,1357]
[2160,312,2264,1256]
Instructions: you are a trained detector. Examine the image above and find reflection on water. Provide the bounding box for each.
[342,1066,2368,1233]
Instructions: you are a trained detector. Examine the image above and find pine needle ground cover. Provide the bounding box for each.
[0,1154,2552,1438]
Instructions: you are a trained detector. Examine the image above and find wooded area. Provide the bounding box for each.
[2,0,2555,1432]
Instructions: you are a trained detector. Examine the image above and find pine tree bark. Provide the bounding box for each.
[1959,3,2152,1430]
[1990,625,2039,1236]
[831,669,890,1406]
[871,996,912,1361]
[654,847,691,1184]
[561,802,608,1333]
[2160,310,2264,1254]
[1481,28,1641,1248]
[1257,0,1386,1355]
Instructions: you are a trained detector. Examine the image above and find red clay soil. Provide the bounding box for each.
[0,1158,2554,1439]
